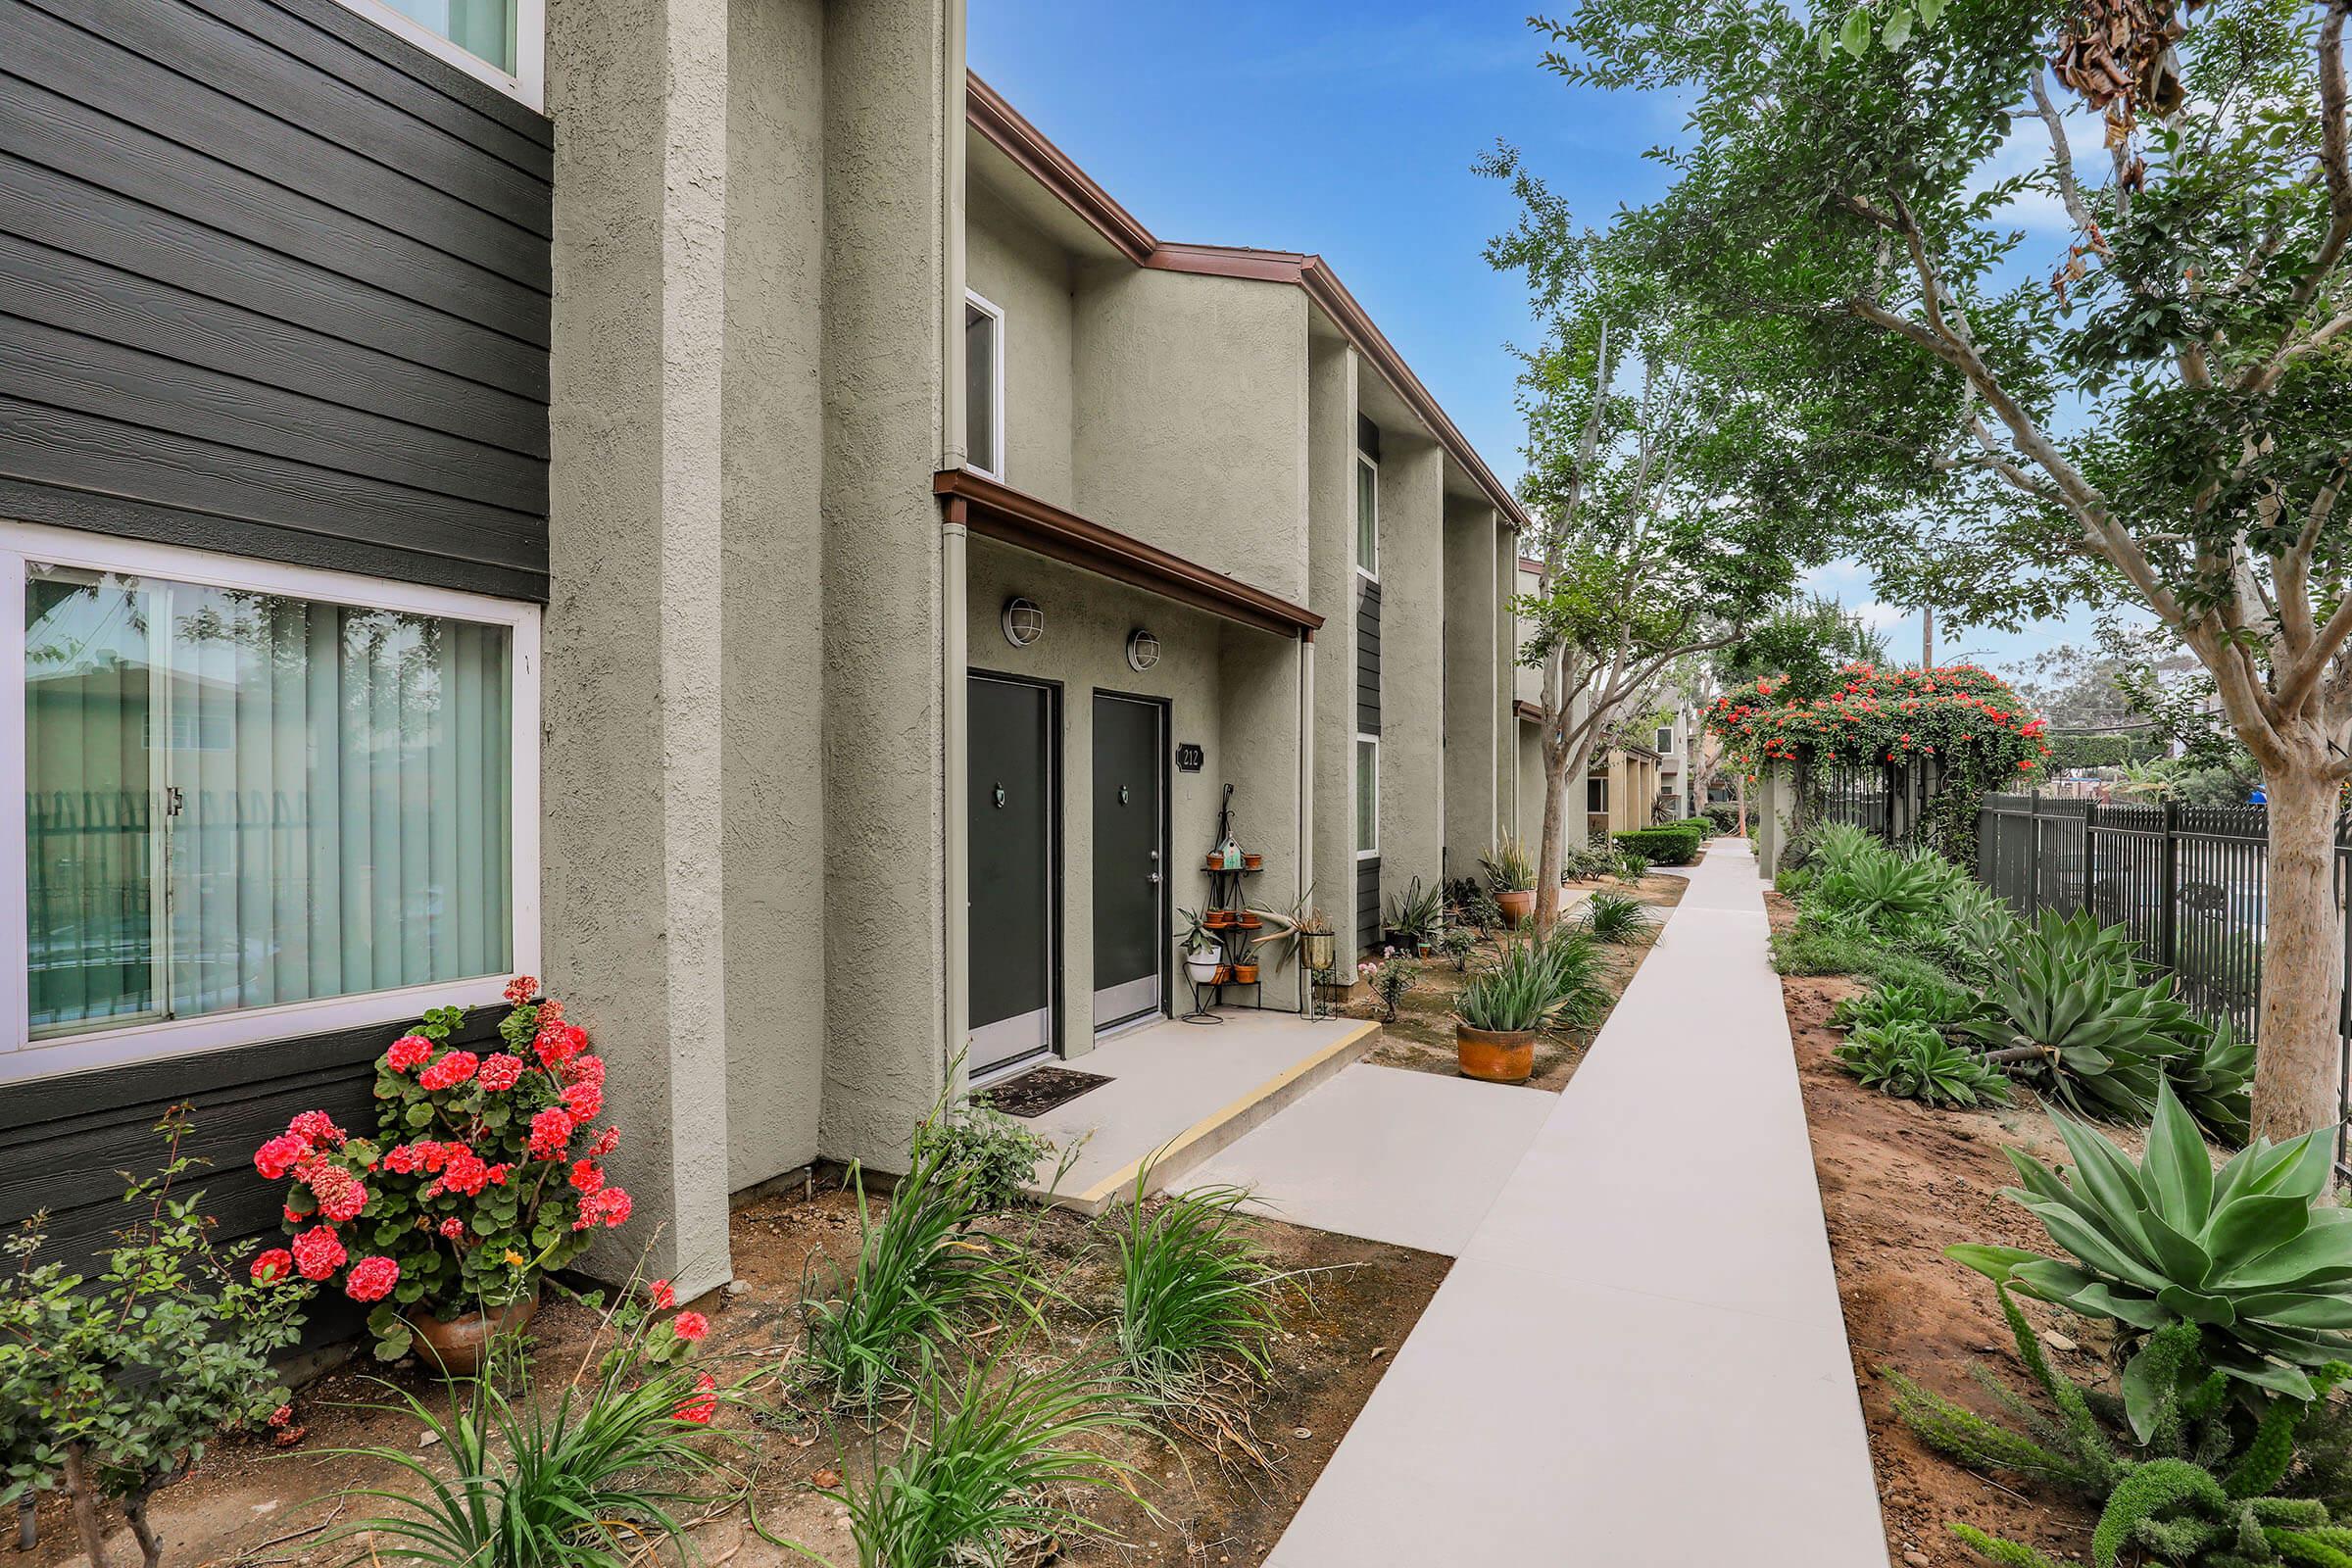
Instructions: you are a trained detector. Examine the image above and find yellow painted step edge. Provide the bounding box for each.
[1071,1019,1379,1210]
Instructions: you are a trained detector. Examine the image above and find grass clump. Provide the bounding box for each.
[1107,1172,1285,1402]
[1578,890,1653,945]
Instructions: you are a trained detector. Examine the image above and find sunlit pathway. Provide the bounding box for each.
[1267,837,1886,1566]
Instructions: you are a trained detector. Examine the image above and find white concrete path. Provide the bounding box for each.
[1188,1062,1555,1255]
[1268,839,1886,1567]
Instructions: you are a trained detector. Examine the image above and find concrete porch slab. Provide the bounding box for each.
[1185,1062,1553,1256]
[1012,1012,1376,1214]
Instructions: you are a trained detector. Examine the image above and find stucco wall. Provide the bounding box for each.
[1305,337,1360,966]
[719,0,826,1195]
[965,178,1074,509]
[816,0,956,1169]
[1071,268,1310,604]
[1443,501,1501,865]
[1375,437,1444,896]
[545,0,736,1295]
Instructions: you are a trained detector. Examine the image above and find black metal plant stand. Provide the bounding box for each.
[1185,784,1266,1023]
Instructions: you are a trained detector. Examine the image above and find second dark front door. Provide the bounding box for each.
[1092,693,1164,1032]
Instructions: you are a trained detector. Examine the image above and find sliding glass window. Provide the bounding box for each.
[9,530,536,1072]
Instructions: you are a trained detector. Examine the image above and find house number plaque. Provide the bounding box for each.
[1176,743,1204,772]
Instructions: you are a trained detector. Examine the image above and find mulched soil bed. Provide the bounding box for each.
[981,1063,1112,1118]
[31,1182,1446,1568]
[1769,887,2134,1567]
[1349,865,1690,1092]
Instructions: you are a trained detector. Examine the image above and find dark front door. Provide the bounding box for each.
[967,674,1055,1075]
[1092,693,1165,1031]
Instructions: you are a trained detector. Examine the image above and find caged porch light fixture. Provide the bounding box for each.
[1126,627,1160,672]
[1002,596,1044,649]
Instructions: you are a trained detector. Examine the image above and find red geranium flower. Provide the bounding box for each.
[418,1051,479,1092]
[344,1254,400,1302]
[291,1225,346,1282]
[503,975,540,1006]
[385,1035,435,1072]
[528,1107,575,1160]
[672,1310,709,1343]
[251,1248,295,1285]
[254,1134,312,1181]
[648,1278,676,1310]
[476,1054,526,1093]
[672,1372,718,1426]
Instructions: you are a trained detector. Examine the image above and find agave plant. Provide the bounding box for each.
[1831,977,1984,1035]
[1810,821,1884,875]
[1963,911,2199,1124]
[1836,1020,2011,1109]
[1953,1081,2352,1428]
[1816,850,1951,927]
[2165,1018,2255,1149]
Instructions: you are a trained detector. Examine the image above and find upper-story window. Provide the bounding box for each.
[1656,724,1675,754]
[1354,456,1379,579]
[965,291,1005,481]
[338,0,544,107]
[1588,775,1607,813]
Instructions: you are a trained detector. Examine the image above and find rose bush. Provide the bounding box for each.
[255,976,631,1360]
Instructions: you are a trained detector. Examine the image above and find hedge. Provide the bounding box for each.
[1614,824,1705,865]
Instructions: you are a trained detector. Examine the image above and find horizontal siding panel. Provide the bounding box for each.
[0,397,548,571]
[0,316,547,514]
[0,103,548,364]
[2,0,549,290]
[241,0,551,148]
[0,475,547,600]
[0,234,548,459]
[20,0,552,238]
[176,0,552,177]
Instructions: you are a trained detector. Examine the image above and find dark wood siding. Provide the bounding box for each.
[1355,857,1381,958]
[0,0,552,600]
[1355,578,1381,734]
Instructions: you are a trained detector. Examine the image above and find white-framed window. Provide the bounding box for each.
[2,520,541,1084]
[1587,775,1607,814]
[1656,724,1675,754]
[332,0,545,110]
[1354,455,1379,579]
[1355,734,1380,858]
[964,290,1005,482]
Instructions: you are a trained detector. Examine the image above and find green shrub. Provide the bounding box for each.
[1434,924,1478,971]
[1612,824,1703,865]
[1358,954,1418,1021]
[1703,803,1741,834]
[1381,875,1446,949]
[1108,1173,1285,1399]
[1953,1081,2352,1416]
[1814,848,1956,926]
[1835,1020,2011,1108]
[1769,924,1960,990]
[918,1099,1057,1213]
[1558,842,1618,880]
[1579,890,1654,945]
[801,1137,1044,1411]
[1538,926,1613,1030]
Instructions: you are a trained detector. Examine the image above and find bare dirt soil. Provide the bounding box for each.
[1771,888,2153,1566]
[31,1183,1446,1568]
[1348,865,1690,1092]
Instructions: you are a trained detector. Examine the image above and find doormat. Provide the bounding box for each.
[980,1065,1111,1119]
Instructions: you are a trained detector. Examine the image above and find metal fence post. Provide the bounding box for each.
[2028,792,2043,917]
[2159,799,2180,977]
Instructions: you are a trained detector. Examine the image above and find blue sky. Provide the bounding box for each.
[969,2,2102,673]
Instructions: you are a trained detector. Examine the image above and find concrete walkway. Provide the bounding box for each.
[1268,839,1886,1566]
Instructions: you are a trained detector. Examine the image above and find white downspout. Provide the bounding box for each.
[1297,629,1314,1013]
[939,14,970,1093]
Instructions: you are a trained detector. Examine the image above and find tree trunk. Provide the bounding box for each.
[60,1446,109,1568]
[1735,774,1748,838]
[2249,751,2348,1147]
[1534,732,1566,942]
[120,1490,161,1568]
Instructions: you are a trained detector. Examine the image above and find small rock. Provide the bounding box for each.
[812,1468,841,1490]
[1292,1427,1312,1440]
[2043,1331,2079,1352]
[418,1430,439,1449]
[726,1279,750,1297]
[1904,1551,1933,1566]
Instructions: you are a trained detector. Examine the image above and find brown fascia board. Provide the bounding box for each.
[1513,699,1546,724]
[936,468,1323,641]
[965,71,1532,535]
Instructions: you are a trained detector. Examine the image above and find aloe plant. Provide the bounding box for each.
[1953,1081,2352,1426]
[1478,836,1537,895]
[1454,941,1558,1034]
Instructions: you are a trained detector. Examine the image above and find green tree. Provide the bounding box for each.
[1533,0,2352,1143]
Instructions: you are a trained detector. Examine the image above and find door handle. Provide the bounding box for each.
[1148,872,1161,884]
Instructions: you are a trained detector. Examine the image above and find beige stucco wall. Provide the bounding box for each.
[1443,500,1501,867]
[816,0,957,1170]
[965,178,1074,508]
[1071,268,1311,603]
[1375,437,1444,896]
[1305,337,1360,965]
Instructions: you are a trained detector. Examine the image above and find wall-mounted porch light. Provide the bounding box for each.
[1002,596,1044,649]
[1126,627,1160,672]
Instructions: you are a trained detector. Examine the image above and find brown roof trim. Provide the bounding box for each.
[1513,699,1545,724]
[965,72,1531,535]
[936,468,1322,640]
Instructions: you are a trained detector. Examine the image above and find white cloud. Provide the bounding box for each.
[1850,601,1912,630]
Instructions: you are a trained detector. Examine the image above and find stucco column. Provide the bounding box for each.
[545,0,733,1295]
[1443,501,1500,867]
[1306,338,1359,963]
[1496,525,1520,843]
[816,0,956,1168]
[1378,438,1444,894]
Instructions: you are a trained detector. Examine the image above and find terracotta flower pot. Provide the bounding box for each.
[1232,962,1259,983]
[1212,964,1234,984]
[1204,853,1222,869]
[1203,909,1236,929]
[412,1291,540,1376]
[1495,889,1538,928]
[1236,913,1262,930]
[1455,1024,1536,1084]
[1243,853,1263,870]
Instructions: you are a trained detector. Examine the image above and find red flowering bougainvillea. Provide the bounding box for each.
[252,976,631,1361]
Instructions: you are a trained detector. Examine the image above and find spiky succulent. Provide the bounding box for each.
[1964,911,2200,1123]
[1816,849,1953,926]
[1837,1020,2012,1108]
[1832,976,1984,1035]
[2165,1019,2255,1149]
[1953,1082,2352,1426]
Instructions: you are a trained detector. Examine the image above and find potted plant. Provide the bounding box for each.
[1452,941,1555,1083]
[1177,909,1224,986]
[1243,851,1264,871]
[1381,876,1445,955]
[253,976,632,1371]
[1232,961,1259,984]
[1479,836,1539,928]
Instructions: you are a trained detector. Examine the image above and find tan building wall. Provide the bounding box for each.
[965,177,1076,508]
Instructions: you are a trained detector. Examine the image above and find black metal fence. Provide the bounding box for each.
[1972,792,2352,1163]
[1820,766,1892,838]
